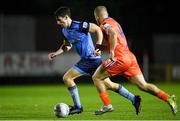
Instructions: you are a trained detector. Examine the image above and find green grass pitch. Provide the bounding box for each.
[0,83,179,120]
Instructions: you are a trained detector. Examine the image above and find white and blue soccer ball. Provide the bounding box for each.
[54,103,70,118]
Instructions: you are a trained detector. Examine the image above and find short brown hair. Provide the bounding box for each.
[54,6,71,18]
[94,6,107,15]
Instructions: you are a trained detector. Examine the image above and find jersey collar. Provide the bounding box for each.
[103,17,111,22]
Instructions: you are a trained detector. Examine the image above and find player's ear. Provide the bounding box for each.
[65,15,69,20]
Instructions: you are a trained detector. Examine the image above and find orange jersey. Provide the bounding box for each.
[100,17,142,78]
[100,17,131,60]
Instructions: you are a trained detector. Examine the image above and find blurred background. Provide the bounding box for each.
[0,0,180,84]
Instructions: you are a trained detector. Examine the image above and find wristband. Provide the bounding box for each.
[95,44,104,51]
[62,45,68,52]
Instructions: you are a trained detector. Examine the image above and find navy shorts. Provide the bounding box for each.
[73,58,102,75]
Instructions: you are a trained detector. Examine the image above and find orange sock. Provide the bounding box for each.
[99,92,111,106]
[157,90,170,101]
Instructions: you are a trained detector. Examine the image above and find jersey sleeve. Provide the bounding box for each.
[79,21,90,33]
[100,23,112,35]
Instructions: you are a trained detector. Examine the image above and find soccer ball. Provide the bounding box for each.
[54,103,70,118]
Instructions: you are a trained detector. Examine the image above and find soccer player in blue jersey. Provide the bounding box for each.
[48,6,141,115]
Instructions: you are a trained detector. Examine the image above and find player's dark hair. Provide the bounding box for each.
[54,6,71,18]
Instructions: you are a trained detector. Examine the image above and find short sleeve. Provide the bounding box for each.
[80,21,90,32]
[101,23,111,35]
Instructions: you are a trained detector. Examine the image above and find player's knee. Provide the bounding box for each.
[92,74,97,81]
[92,74,101,86]
[138,83,148,91]
[92,74,101,82]
[63,75,72,83]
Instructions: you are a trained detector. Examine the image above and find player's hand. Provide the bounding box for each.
[93,49,101,56]
[48,52,56,60]
[109,51,116,61]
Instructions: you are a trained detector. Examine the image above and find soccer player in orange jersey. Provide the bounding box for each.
[92,6,178,115]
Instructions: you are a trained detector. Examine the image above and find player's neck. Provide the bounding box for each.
[100,15,109,24]
[103,15,109,20]
[67,18,72,28]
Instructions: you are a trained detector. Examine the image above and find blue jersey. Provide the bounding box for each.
[61,20,100,59]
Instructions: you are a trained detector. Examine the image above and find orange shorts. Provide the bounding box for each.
[102,54,142,79]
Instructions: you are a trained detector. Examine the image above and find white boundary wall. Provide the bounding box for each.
[0,52,109,76]
[0,53,79,76]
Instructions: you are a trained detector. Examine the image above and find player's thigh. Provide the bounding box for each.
[124,55,146,87]
[93,64,111,80]
[63,68,82,80]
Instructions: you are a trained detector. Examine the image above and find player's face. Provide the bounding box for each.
[56,16,69,28]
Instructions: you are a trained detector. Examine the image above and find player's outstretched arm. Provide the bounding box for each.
[48,40,72,60]
[89,23,103,45]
